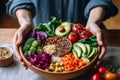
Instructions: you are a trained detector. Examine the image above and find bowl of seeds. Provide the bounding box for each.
[0,46,14,66]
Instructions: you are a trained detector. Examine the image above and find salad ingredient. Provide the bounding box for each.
[55,38,72,57]
[90,73,102,80]
[55,22,71,37]
[26,52,52,70]
[37,17,62,37]
[97,66,108,75]
[78,35,98,47]
[52,56,62,63]
[90,65,120,80]
[44,36,72,57]
[43,44,56,55]
[28,30,47,43]
[72,23,84,33]
[72,42,98,60]
[23,38,42,56]
[67,32,79,43]
[87,47,98,59]
[62,53,88,72]
[23,38,35,52]
[48,60,64,72]
[44,36,62,45]
[104,71,119,80]
[79,29,93,39]
[73,43,87,57]
[36,31,47,43]
[72,45,82,58]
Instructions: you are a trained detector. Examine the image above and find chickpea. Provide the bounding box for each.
[59,62,64,67]
[50,63,55,67]
[54,67,59,72]
[49,66,55,71]
[55,62,59,67]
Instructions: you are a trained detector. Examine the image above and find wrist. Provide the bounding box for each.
[86,7,105,26]
[19,23,34,34]
[16,9,33,27]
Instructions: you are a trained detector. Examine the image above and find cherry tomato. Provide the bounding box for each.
[79,29,93,39]
[67,32,79,43]
[105,71,119,80]
[90,73,102,80]
[98,66,108,75]
[72,23,84,33]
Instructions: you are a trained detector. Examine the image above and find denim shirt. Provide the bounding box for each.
[6,0,117,27]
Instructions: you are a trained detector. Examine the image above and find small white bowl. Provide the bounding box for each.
[0,46,14,66]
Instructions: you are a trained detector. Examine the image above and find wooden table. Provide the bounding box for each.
[0,28,120,47]
[0,28,17,44]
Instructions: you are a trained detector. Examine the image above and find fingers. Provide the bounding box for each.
[87,23,106,68]
[13,32,23,62]
[96,30,104,46]
[99,45,106,60]
[94,45,106,68]
[20,60,28,70]
[13,31,28,69]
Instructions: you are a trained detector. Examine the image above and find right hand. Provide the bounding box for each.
[13,24,33,69]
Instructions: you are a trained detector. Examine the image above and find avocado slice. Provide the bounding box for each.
[81,57,90,63]
[74,43,87,57]
[55,22,71,37]
[85,44,92,57]
[72,49,78,58]
[73,45,82,58]
[87,47,97,59]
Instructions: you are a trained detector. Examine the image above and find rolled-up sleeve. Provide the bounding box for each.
[84,0,118,20]
[6,0,35,18]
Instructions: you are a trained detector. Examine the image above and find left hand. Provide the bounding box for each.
[86,22,106,68]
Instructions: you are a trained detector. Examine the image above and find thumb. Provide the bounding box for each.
[96,31,103,46]
[16,31,24,47]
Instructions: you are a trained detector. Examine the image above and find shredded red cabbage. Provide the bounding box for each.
[26,52,52,70]
[28,30,47,43]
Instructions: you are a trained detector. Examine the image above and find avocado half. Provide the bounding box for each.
[55,22,71,37]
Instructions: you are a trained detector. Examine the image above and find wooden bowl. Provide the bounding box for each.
[19,46,100,80]
[0,46,14,67]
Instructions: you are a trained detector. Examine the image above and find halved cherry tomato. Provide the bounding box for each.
[104,71,119,80]
[79,29,93,39]
[72,23,84,33]
[67,32,79,43]
[90,73,102,80]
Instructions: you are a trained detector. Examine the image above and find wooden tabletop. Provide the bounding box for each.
[0,28,120,47]
[0,28,17,44]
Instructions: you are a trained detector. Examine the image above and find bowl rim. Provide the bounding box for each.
[0,46,13,60]
[19,46,100,74]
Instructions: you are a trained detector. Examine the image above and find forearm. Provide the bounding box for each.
[86,7,106,26]
[16,9,33,29]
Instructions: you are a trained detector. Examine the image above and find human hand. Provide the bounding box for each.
[13,24,33,69]
[85,22,106,68]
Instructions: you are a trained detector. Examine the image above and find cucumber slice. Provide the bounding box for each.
[73,45,82,58]
[88,47,96,59]
[74,43,87,57]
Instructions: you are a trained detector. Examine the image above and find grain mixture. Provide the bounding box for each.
[43,36,72,57]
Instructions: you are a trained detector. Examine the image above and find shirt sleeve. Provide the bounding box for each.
[84,0,118,20]
[6,0,35,18]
